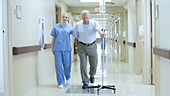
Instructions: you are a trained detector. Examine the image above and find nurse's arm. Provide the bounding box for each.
[51,37,55,54]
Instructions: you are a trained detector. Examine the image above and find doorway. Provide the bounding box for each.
[135,0,152,84]
[55,6,61,24]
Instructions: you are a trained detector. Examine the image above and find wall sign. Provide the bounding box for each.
[16,5,22,19]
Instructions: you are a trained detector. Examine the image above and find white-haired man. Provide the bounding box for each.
[73,10,105,89]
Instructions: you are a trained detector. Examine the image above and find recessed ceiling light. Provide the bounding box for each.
[80,0,111,2]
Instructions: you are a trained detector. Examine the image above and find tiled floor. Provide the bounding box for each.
[22,44,155,96]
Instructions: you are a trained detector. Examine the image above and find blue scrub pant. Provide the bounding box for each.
[54,51,71,85]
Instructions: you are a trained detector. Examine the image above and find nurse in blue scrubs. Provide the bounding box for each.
[50,12,73,89]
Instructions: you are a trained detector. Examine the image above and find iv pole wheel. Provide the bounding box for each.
[97,90,99,95]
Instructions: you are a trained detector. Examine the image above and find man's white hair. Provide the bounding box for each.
[81,10,90,15]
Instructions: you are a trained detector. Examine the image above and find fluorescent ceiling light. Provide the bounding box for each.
[80,0,111,2]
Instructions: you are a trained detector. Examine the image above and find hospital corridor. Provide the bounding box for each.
[0,0,170,96]
[18,44,155,96]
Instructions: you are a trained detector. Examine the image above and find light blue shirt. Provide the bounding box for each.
[50,23,73,51]
[73,19,101,43]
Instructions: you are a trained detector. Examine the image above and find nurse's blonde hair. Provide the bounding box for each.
[62,12,69,18]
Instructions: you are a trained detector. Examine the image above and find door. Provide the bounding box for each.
[150,0,155,85]
[55,6,61,24]
[136,0,152,84]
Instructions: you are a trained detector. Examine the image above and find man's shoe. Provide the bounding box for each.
[66,78,71,85]
[82,84,88,89]
[90,77,95,83]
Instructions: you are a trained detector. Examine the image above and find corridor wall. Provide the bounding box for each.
[8,0,69,96]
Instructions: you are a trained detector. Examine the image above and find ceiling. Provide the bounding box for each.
[62,0,128,7]
[62,0,128,30]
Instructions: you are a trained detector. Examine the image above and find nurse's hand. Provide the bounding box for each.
[51,48,54,55]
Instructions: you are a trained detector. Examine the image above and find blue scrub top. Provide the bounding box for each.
[50,23,73,51]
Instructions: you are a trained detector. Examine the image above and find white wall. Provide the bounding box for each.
[8,0,68,96]
[127,0,136,42]
[10,0,56,94]
[155,0,170,96]
[11,0,55,46]
[142,0,151,84]
[0,0,4,94]
[127,0,136,74]
[56,0,68,14]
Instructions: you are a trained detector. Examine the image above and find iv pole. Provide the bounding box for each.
[87,0,116,94]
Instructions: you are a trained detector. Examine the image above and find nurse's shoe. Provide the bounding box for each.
[58,85,63,89]
[66,79,71,85]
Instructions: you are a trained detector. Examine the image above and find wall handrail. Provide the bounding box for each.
[44,44,51,49]
[127,42,136,48]
[13,43,51,55]
[153,47,170,60]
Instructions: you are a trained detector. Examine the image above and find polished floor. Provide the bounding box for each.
[0,93,4,96]
[22,44,155,96]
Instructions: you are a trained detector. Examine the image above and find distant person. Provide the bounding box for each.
[101,37,106,50]
[101,29,106,51]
